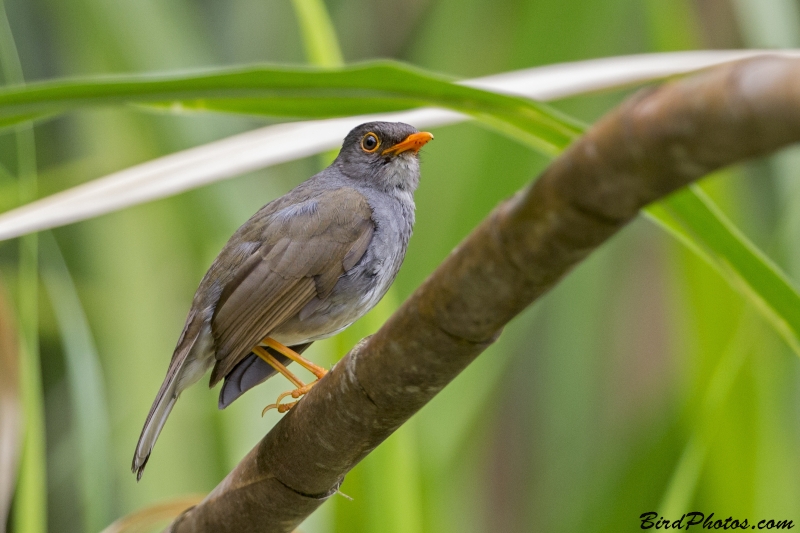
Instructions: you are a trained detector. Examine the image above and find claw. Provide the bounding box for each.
[277,401,297,413]
[261,381,319,416]
[262,400,299,416]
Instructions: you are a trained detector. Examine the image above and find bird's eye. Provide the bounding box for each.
[361,133,380,153]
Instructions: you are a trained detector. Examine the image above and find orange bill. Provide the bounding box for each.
[382,132,434,156]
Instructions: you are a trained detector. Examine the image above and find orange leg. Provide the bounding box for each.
[252,346,306,389]
[262,337,328,379]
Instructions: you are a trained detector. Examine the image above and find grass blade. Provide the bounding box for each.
[645,186,800,356]
[657,318,754,515]
[290,0,343,67]
[41,234,113,533]
[13,334,46,533]
[0,2,46,531]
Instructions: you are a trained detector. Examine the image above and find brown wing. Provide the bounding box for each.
[208,187,374,385]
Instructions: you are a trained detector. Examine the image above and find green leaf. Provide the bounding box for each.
[13,252,46,533]
[0,61,583,155]
[646,186,800,356]
[41,234,114,533]
[657,318,754,515]
[0,3,46,530]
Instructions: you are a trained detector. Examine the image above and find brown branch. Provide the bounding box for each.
[169,56,800,533]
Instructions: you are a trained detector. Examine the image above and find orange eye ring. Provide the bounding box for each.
[361,132,380,153]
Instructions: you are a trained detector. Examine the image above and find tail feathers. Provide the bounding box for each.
[133,309,211,480]
[132,376,179,481]
[219,352,281,409]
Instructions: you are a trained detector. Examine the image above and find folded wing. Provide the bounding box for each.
[209,187,374,385]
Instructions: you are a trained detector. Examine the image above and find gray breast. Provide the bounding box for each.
[271,188,414,346]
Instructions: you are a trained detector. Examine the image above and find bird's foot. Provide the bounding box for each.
[262,380,319,415]
[254,337,329,415]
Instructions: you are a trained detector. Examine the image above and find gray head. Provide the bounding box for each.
[334,121,433,193]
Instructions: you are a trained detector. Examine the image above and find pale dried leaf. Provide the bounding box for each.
[100,495,205,533]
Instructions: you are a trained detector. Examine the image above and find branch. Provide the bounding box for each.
[169,56,800,533]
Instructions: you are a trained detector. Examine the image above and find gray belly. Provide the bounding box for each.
[270,244,402,346]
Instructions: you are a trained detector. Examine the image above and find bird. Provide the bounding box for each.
[132,121,433,480]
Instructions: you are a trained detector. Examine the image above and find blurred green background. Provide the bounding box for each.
[2,0,800,531]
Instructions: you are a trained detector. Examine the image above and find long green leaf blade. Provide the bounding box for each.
[645,186,800,355]
[0,61,582,154]
[0,2,46,531]
[41,234,113,533]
